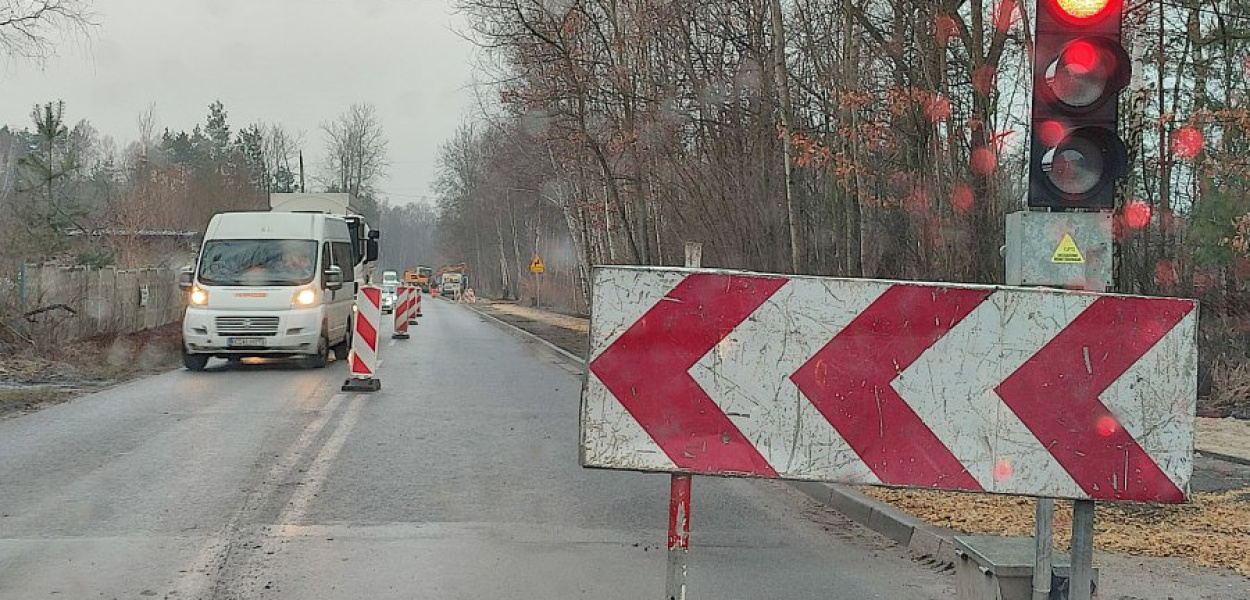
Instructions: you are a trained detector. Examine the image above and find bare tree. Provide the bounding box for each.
[265,124,303,193]
[320,103,389,199]
[0,0,94,61]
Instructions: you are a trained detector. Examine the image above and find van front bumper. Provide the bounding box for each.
[183,307,323,356]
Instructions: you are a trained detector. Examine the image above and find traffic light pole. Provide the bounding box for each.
[1008,212,1103,600]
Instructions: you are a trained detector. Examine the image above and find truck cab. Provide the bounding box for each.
[181,212,360,371]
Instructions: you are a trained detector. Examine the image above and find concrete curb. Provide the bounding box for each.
[789,481,959,567]
[1197,448,1250,467]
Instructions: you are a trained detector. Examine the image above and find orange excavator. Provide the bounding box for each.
[404,266,433,293]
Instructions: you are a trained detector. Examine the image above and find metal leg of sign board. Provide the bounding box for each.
[1032,498,1054,600]
[666,474,691,600]
[1070,500,1096,600]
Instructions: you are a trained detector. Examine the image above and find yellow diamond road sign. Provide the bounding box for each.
[530,255,546,274]
[1051,233,1086,264]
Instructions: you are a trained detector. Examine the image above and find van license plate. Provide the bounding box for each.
[227,338,265,348]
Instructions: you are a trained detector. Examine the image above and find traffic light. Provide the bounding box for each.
[1028,0,1131,210]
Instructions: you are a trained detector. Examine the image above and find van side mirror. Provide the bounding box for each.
[324,265,344,290]
[178,267,195,290]
[368,229,381,240]
[366,239,379,263]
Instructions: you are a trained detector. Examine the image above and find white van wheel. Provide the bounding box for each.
[304,332,329,369]
[332,319,352,361]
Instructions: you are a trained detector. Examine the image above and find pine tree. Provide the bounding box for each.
[13,101,86,260]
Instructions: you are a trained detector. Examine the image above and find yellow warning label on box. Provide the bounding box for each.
[1051,233,1085,264]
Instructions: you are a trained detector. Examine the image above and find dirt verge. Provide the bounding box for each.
[471,300,589,359]
[862,486,1250,577]
[0,324,182,420]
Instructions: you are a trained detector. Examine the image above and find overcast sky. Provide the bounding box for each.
[0,0,479,206]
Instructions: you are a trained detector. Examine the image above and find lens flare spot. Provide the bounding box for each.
[923,94,952,123]
[951,183,974,213]
[1172,126,1204,160]
[1038,120,1067,147]
[935,15,960,47]
[993,459,1015,482]
[973,65,998,95]
[1065,40,1098,72]
[1123,200,1151,229]
[993,0,1019,33]
[971,148,998,175]
[908,188,932,213]
[1155,259,1178,287]
[1095,415,1119,437]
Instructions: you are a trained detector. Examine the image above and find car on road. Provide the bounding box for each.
[181,211,364,371]
[381,283,398,314]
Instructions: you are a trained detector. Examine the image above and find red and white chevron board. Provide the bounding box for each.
[581,267,1199,503]
[349,286,382,377]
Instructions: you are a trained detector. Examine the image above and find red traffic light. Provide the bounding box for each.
[1052,0,1117,22]
[1045,37,1131,111]
[1030,0,1128,210]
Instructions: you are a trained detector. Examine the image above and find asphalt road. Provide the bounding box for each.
[0,298,954,599]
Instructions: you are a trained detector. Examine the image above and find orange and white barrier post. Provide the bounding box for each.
[342,285,382,392]
[463,288,476,304]
[410,289,422,324]
[393,286,412,340]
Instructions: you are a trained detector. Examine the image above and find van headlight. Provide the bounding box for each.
[190,287,209,306]
[294,289,317,306]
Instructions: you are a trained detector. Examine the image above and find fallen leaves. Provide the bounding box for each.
[862,486,1250,576]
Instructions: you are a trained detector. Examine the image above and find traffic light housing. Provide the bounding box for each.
[1028,0,1131,210]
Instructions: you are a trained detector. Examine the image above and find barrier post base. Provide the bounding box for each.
[342,378,382,392]
[393,333,410,340]
[408,319,419,325]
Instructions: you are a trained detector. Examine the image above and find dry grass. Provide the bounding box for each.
[1210,358,1250,419]
[863,486,1250,576]
[0,387,73,414]
[487,301,590,333]
[0,324,181,418]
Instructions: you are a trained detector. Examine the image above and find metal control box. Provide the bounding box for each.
[1005,211,1113,290]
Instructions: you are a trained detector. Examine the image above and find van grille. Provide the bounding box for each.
[215,316,280,336]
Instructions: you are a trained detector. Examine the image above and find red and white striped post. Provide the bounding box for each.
[393,286,412,340]
[664,242,701,600]
[342,285,382,392]
[666,474,691,600]
[409,288,422,324]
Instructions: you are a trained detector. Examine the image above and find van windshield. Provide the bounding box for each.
[198,240,318,286]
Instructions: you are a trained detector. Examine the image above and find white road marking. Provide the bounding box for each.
[273,392,367,536]
[170,392,348,598]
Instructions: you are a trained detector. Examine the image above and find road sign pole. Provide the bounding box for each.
[1032,498,1054,600]
[662,242,703,600]
[1070,499,1096,600]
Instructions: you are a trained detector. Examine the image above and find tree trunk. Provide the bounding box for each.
[769,0,802,273]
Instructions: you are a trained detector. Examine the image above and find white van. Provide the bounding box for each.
[181,212,360,371]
